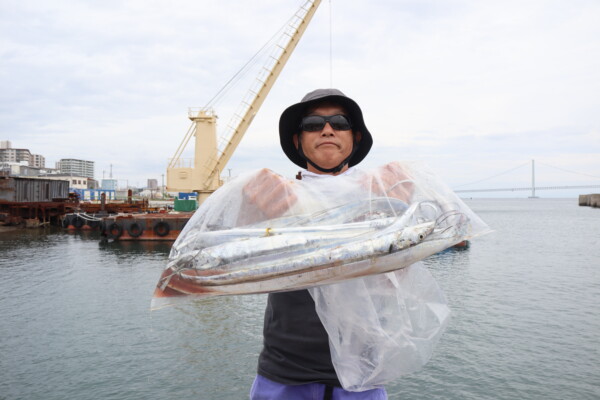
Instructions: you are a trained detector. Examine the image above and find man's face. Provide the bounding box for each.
[293,104,361,175]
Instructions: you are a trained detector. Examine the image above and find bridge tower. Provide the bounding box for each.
[529,159,539,198]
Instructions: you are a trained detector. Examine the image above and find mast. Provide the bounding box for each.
[167,0,322,204]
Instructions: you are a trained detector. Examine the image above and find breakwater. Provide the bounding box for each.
[579,194,600,207]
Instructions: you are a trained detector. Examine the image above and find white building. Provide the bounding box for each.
[43,174,94,190]
[147,179,158,189]
[0,148,31,164]
[1,162,33,176]
[56,159,94,179]
[0,142,45,168]
[30,154,45,168]
[101,179,118,190]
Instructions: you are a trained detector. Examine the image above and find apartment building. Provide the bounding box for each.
[0,141,45,168]
[30,154,45,168]
[55,159,95,179]
[0,148,31,164]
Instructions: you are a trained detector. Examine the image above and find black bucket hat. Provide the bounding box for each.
[279,88,373,170]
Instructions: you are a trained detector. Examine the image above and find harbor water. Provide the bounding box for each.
[1,198,599,400]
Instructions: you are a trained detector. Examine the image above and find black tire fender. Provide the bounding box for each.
[108,222,123,239]
[127,222,144,238]
[73,216,84,229]
[154,221,170,237]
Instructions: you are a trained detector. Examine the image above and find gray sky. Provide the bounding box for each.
[2,0,599,197]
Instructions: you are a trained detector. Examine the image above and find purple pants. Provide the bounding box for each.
[250,375,387,400]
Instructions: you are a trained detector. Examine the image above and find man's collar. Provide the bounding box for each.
[299,167,355,180]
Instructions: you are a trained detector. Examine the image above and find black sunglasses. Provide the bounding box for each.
[299,114,352,132]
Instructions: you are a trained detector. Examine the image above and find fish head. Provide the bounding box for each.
[389,221,435,252]
[404,221,436,243]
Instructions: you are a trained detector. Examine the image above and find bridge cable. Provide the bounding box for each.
[536,161,600,180]
[454,161,530,188]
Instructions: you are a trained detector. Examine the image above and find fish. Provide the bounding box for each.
[169,197,411,260]
[165,201,431,278]
[246,196,411,227]
[151,200,470,309]
[170,199,426,259]
[152,221,434,303]
[171,216,398,260]
[178,221,435,286]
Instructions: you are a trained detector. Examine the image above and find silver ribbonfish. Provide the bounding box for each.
[152,201,468,309]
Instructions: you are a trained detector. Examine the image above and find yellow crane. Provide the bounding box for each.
[166,0,322,204]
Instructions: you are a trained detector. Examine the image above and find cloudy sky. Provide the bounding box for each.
[2,0,599,197]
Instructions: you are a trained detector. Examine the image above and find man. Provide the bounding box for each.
[248,89,402,400]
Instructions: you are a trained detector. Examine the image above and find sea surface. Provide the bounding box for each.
[0,198,599,400]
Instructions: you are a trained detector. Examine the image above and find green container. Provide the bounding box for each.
[174,199,198,212]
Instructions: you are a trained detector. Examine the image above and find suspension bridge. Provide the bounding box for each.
[453,160,600,197]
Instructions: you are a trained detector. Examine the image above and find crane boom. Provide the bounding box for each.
[166,0,322,204]
[203,0,322,188]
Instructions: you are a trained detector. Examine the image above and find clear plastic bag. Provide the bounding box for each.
[152,161,490,389]
[154,161,489,305]
[309,263,450,391]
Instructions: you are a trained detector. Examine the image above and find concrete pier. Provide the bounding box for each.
[579,194,600,207]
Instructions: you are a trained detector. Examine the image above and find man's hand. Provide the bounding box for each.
[369,162,414,202]
[242,169,298,220]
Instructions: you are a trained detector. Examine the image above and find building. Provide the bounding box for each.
[43,174,98,190]
[72,188,116,201]
[0,141,45,168]
[56,159,94,179]
[30,154,45,168]
[101,179,118,190]
[0,148,31,164]
[0,162,41,177]
[0,176,69,202]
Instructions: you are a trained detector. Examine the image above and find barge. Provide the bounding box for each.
[0,175,155,229]
[99,212,193,241]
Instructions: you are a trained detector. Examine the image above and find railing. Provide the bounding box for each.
[167,158,193,169]
[188,107,216,119]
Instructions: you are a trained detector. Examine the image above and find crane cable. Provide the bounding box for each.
[329,0,333,87]
[204,4,308,110]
